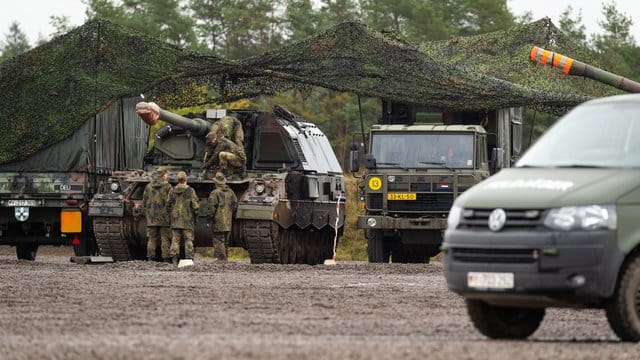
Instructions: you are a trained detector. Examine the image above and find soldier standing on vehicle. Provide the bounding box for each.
[142,166,172,262]
[202,130,246,179]
[167,171,200,265]
[207,172,237,261]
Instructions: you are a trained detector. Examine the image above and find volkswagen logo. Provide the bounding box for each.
[488,208,506,232]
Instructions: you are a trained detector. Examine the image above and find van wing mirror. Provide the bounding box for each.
[490,147,505,174]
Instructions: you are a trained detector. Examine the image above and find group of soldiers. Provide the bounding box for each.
[142,166,238,265]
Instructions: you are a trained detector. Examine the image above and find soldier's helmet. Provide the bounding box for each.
[177,171,188,183]
[155,166,168,177]
[212,172,226,185]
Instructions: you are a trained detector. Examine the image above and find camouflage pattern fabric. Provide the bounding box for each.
[170,229,194,259]
[202,136,246,174]
[3,18,618,164]
[211,232,228,261]
[167,183,199,230]
[211,116,244,147]
[208,184,237,232]
[142,176,171,226]
[146,226,171,259]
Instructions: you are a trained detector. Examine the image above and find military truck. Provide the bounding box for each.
[0,97,147,260]
[443,49,640,341]
[89,102,345,265]
[350,101,522,263]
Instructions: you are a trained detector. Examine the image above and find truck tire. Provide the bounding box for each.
[367,230,390,263]
[466,299,544,339]
[605,254,640,342]
[16,243,38,261]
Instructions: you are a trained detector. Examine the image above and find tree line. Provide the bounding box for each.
[1,0,638,162]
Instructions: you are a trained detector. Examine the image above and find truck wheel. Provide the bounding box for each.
[466,299,544,339]
[367,230,390,263]
[605,254,640,342]
[16,243,38,261]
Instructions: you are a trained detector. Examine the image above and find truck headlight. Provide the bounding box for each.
[543,205,616,231]
[447,206,462,230]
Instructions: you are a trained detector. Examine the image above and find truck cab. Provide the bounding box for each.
[443,94,640,341]
[351,101,522,263]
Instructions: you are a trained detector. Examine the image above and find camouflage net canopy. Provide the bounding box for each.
[0,18,617,165]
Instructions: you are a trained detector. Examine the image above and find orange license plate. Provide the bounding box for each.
[387,193,417,200]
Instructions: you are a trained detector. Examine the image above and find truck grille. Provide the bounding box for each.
[367,193,453,212]
[451,248,538,263]
[460,209,544,229]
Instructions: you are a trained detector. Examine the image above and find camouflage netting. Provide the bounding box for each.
[0,17,621,165]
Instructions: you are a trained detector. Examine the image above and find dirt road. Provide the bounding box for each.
[0,246,638,359]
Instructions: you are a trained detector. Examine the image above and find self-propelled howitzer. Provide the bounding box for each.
[89,102,346,265]
[529,46,640,93]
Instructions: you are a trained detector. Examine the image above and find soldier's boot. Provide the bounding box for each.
[147,256,156,262]
[172,256,179,265]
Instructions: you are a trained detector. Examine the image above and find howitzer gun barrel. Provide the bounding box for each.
[135,102,211,137]
[529,46,640,93]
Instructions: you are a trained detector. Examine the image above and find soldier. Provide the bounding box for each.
[207,172,238,261]
[210,115,244,147]
[142,166,172,262]
[202,130,247,179]
[167,171,200,265]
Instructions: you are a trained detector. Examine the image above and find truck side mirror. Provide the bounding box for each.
[490,147,504,174]
[348,142,360,173]
[365,154,377,169]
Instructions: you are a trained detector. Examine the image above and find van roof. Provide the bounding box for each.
[586,93,640,105]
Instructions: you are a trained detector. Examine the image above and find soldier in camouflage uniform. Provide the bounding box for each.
[207,172,238,261]
[210,115,244,147]
[202,130,247,179]
[167,171,200,265]
[142,166,172,262]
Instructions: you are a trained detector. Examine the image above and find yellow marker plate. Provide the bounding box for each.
[387,193,416,200]
[368,176,382,191]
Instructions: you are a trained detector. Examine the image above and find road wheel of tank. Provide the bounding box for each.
[16,243,38,261]
[367,230,390,263]
[466,299,545,339]
[605,254,640,342]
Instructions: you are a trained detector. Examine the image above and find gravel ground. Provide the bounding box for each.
[0,245,638,359]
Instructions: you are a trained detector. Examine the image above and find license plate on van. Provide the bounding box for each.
[467,272,514,289]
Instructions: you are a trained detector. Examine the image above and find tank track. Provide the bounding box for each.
[244,220,280,264]
[93,217,132,261]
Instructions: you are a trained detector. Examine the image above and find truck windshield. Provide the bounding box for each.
[370,133,474,169]
[517,102,640,168]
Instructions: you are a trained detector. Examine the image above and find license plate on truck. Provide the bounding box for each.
[387,193,416,200]
[7,199,37,207]
[467,272,514,289]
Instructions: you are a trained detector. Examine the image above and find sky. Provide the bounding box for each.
[1,0,640,46]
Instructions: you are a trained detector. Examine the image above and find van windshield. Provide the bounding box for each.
[370,132,474,169]
[517,102,640,168]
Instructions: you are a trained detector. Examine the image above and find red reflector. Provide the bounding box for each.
[72,235,80,245]
[66,199,78,206]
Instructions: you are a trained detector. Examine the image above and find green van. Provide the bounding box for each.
[443,94,640,341]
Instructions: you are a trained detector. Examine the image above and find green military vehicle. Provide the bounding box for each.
[89,102,345,265]
[0,98,147,260]
[444,50,640,341]
[350,101,522,263]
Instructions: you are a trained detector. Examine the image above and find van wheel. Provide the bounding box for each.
[466,299,544,339]
[367,230,390,263]
[16,243,38,261]
[606,254,640,342]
